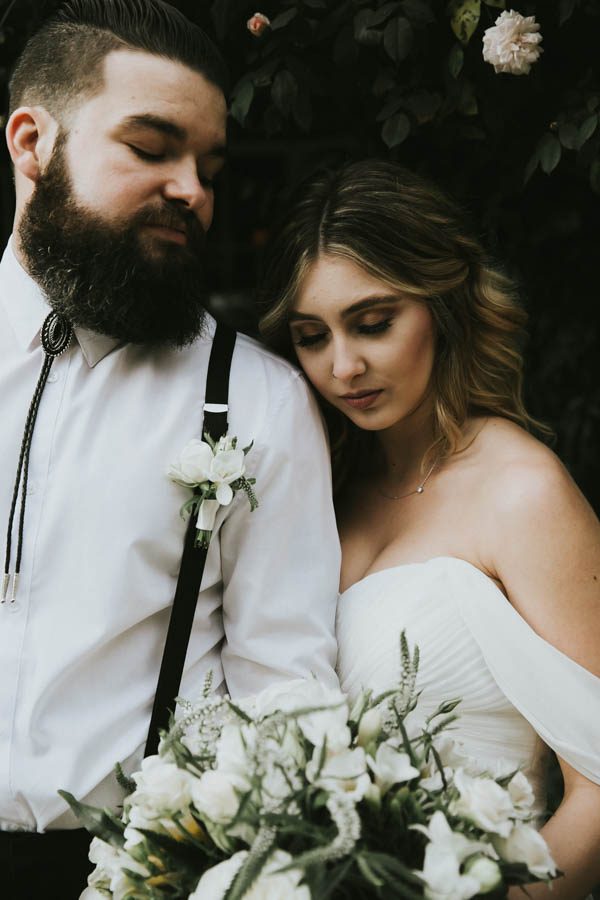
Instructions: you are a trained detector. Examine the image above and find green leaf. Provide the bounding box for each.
[271,69,298,115]
[354,9,383,46]
[376,89,405,121]
[400,0,435,26]
[448,0,481,45]
[448,42,464,78]
[364,1,400,28]
[383,16,413,62]
[539,134,562,174]
[457,79,478,116]
[579,113,598,146]
[58,791,125,848]
[270,7,298,30]
[230,80,254,126]
[382,111,411,147]
[558,122,579,150]
[483,0,505,7]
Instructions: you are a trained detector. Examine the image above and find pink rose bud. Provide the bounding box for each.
[247,12,270,37]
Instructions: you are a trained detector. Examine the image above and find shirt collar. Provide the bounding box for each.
[0,237,121,368]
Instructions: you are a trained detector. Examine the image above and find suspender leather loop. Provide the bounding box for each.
[144,323,237,757]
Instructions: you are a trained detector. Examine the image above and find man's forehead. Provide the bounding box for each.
[96,48,225,114]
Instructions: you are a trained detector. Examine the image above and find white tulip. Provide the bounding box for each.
[357,707,383,746]
[192,769,243,825]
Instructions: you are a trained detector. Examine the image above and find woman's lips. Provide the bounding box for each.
[340,390,383,410]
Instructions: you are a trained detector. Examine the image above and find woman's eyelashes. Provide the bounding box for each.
[293,318,394,349]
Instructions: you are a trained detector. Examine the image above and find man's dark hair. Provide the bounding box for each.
[9,0,229,118]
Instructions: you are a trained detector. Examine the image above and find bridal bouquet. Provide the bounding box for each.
[64,635,557,899]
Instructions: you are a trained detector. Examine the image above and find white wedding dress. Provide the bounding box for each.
[336,556,600,814]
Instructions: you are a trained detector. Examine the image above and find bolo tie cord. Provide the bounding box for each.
[2,312,73,603]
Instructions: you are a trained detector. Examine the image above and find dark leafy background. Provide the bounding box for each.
[1,0,599,512]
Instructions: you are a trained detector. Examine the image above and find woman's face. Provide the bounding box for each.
[290,254,436,432]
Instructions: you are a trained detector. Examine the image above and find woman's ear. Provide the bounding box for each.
[6,106,59,183]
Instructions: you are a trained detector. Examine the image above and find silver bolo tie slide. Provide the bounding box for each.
[2,311,73,603]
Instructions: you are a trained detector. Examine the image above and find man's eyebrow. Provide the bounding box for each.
[119,114,187,141]
[289,295,402,322]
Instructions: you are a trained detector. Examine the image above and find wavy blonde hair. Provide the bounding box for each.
[258,160,550,491]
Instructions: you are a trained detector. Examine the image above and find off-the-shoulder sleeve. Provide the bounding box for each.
[449,558,600,785]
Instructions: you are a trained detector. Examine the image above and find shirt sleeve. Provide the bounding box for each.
[219,365,340,697]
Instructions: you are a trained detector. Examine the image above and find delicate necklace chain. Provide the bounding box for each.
[377,459,438,501]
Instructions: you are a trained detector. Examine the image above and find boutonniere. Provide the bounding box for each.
[168,434,258,549]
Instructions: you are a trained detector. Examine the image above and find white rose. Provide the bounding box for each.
[306,745,371,801]
[168,439,213,486]
[494,821,557,878]
[367,743,420,794]
[464,856,502,893]
[192,769,243,825]
[246,678,350,753]
[128,755,194,820]
[450,769,515,837]
[482,9,543,76]
[507,771,535,815]
[210,448,246,505]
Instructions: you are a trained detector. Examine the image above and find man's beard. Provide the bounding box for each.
[18,135,208,348]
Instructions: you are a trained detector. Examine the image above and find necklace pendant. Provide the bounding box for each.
[416,486,424,493]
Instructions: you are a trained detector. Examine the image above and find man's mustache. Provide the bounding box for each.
[136,205,206,248]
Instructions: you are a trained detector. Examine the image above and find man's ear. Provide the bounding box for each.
[6,106,59,182]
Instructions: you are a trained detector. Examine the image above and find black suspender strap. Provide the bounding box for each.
[144,323,237,757]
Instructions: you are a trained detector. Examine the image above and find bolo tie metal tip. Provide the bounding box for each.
[1,573,18,603]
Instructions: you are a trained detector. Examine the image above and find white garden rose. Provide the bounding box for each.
[245,678,351,753]
[192,769,244,825]
[450,769,515,837]
[482,10,543,76]
[367,743,420,794]
[126,755,195,825]
[190,849,310,900]
[494,821,557,878]
[306,745,371,801]
[167,438,213,485]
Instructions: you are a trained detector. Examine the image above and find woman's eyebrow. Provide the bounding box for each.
[289,295,402,323]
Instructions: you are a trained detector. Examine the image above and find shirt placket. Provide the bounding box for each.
[0,345,72,829]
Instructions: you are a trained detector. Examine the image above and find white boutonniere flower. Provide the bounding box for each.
[168,434,258,548]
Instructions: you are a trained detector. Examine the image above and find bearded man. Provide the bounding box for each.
[0,2,339,896]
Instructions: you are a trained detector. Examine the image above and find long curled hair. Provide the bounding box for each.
[258,160,550,492]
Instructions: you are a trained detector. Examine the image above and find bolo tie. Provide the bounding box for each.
[2,311,73,603]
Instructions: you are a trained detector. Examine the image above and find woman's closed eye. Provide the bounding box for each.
[293,318,393,349]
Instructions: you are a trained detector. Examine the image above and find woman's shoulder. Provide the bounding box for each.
[474,416,574,508]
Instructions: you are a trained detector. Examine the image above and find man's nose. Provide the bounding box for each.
[162,160,209,214]
[331,339,366,381]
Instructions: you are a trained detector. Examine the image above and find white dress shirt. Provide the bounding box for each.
[0,239,340,832]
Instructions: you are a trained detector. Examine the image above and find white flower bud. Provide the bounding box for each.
[464,856,502,893]
[357,707,382,746]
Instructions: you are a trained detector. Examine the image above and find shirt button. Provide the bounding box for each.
[47,372,59,383]
[26,482,37,495]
